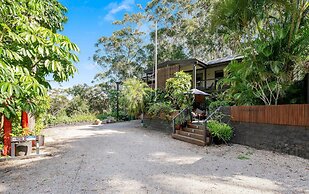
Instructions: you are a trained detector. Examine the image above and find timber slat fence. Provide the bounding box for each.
[231,104,309,127]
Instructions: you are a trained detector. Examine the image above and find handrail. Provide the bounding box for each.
[172,106,191,134]
[172,107,189,120]
[203,106,222,143]
[204,106,222,122]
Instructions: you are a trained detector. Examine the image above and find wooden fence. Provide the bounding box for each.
[230,104,309,127]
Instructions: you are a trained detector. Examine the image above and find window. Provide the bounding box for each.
[215,70,224,79]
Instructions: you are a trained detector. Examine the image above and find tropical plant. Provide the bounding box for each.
[0,0,79,119]
[165,71,192,110]
[121,78,151,117]
[212,0,309,105]
[207,120,233,143]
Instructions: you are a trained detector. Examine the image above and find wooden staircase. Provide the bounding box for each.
[172,123,209,146]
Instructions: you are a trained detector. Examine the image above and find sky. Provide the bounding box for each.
[51,0,147,88]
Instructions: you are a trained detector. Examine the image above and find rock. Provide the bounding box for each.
[93,119,102,125]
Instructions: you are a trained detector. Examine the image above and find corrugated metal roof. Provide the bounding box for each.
[146,55,243,73]
[206,55,243,65]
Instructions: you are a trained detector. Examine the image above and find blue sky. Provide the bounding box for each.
[51,0,147,88]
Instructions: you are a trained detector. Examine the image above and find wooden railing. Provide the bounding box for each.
[231,104,309,127]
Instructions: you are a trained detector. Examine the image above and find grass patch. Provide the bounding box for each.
[237,151,253,160]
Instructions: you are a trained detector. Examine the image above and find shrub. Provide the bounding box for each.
[207,120,233,143]
[47,113,96,126]
[165,71,192,110]
[147,102,175,120]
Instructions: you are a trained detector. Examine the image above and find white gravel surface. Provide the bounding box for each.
[0,120,308,194]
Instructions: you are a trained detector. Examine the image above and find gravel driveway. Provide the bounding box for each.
[0,121,308,194]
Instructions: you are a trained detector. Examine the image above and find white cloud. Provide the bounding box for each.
[104,0,135,21]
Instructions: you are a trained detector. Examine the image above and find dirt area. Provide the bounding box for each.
[0,121,308,194]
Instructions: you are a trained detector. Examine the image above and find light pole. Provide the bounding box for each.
[115,81,121,121]
[155,20,158,96]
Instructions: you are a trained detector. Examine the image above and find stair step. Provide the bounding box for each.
[177,130,204,141]
[187,123,205,130]
[172,133,205,146]
[182,127,204,135]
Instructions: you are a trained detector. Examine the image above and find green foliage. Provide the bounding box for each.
[147,102,175,120]
[165,71,192,110]
[0,0,79,119]
[65,96,89,117]
[47,113,96,126]
[121,78,151,117]
[237,151,253,160]
[93,14,147,82]
[212,0,309,105]
[209,100,230,113]
[207,120,233,143]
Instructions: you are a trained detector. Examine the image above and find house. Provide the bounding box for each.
[144,56,243,93]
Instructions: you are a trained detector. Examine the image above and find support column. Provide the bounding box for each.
[3,117,12,156]
[204,68,207,89]
[193,63,196,89]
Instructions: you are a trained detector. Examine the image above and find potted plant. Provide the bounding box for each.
[207,120,233,144]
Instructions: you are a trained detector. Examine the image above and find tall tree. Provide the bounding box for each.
[93,13,147,82]
[145,0,234,61]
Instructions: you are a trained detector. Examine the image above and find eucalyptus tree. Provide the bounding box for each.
[145,0,234,61]
[93,13,147,83]
[211,0,309,105]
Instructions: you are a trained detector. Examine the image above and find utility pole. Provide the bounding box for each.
[154,20,158,98]
[116,81,120,121]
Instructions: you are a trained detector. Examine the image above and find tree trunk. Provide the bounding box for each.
[3,117,12,156]
[21,111,29,129]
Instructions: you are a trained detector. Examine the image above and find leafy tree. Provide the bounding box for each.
[0,0,79,118]
[66,96,90,117]
[121,78,151,117]
[93,13,147,82]
[67,84,109,114]
[212,0,309,105]
[165,71,192,110]
[48,89,70,116]
[145,0,234,61]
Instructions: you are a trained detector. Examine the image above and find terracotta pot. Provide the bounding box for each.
[175,124,182,131]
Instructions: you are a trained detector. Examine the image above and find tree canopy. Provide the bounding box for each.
[0,0,79,118]
[211,0,309,105]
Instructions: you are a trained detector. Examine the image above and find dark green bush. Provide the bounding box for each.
[147,102,175,120]
[207,120,233,143]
